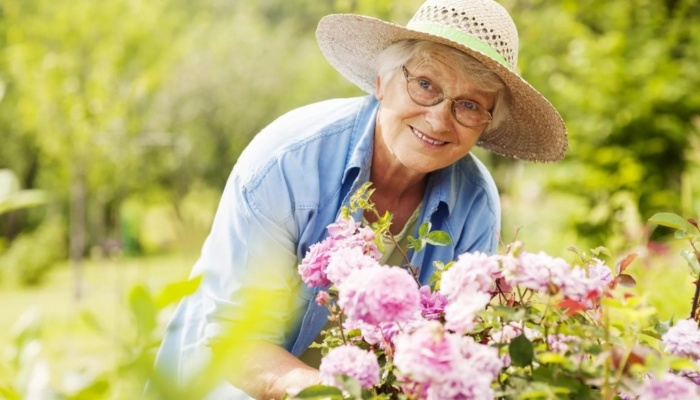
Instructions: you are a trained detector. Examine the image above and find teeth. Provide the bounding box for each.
[412,128,446,145]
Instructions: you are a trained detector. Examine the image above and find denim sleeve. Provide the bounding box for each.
[453,155,502,256]
[459,193,500,255]
[194,171,306,347]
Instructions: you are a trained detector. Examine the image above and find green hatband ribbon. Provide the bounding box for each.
[406,21,511,69]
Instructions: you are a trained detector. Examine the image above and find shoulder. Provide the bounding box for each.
[444,153,501,253]
[453,153,500,215]
[229,96,375,223]
[234,96,370,184]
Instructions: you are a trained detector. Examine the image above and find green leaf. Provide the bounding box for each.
[669,357,700,372]
[433,260,446,271]
[292,385,343,399]
[675,230,694,240]
[649,212,695,233]
[590,246,610,257]
[537,352,569,365]
[418,222,431,238]
[154,276,202,309]
[0,190,49,215]
[80,310,104,333]
[336,375,362,399]
[655,319,673,336]
[425,230,452,246]
[0,384,21,400]
[680,249,700,277]
[519,386,572,399]
[128,284,157,337]
[375,235,386,254]
[641,325,663,340]
[509,334,534,367]
[64,374,110,400]
[378,211,392,226]
[408,236,424,252]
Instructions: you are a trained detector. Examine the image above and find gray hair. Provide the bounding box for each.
[376,40,509,131]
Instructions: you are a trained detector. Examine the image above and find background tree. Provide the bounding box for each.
[501,0,700,251]
[1,0,699,286]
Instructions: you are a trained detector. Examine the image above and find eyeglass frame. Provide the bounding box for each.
[400,65,493,128]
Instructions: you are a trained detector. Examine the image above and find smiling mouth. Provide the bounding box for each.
[411,127,446,146]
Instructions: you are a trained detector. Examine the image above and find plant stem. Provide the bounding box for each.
[691,275,700,321]
[334,307,348,345]
[602,304,612,400]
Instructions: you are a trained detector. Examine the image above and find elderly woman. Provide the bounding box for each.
[154,0,566,398]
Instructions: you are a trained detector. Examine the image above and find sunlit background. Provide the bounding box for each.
[1,0,699,398]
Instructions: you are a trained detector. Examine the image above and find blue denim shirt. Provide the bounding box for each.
[154,95,501,398]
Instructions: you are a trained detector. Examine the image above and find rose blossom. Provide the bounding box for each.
[440,252,505,297]
[419,285,448,320]
[678,369,700,386]
[394,322,501,398]
[502,251,570,293]
[299,216,383,288]
[332,222,381,261]
[315,290,330,306]
[502,251,603,305]
[662,318,700,360]
[325,246,380,285]
[326,216,360,240]
[547,333,581,355]
[488,321,540,345]
[443,291,491,335]
[557,265,603,304]
[348,320,396,347]
[338,265,420,325]
[426,365,494,400]
[637,373,700,400]
[393,321,458,383]
[588,258,613,287]
[458,336,503,378]
[298,237,335,287]
[345,319,422,350]
[319,345,380,389]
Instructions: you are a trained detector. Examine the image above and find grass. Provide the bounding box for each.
[0,251,198,392]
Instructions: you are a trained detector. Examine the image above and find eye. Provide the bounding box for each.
[455,100,479,112]
[417,78,433,91]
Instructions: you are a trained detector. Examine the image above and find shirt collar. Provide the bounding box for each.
[342,95,379,185]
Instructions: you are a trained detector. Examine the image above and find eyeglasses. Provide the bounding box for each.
[401,65,492,128]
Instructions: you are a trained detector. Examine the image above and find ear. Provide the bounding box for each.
[374,75,384,101]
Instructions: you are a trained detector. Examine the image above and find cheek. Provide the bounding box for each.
[380,95,425,125]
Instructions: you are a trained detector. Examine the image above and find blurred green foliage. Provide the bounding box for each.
[0,169,47,217]
[0,1,698,396]
[0,272,202,399]
[0,0,700,378]
[0,215,65,286]
[0,0,697,271]
[501,0,700,249]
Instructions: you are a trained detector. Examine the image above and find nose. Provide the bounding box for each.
[423,99,454,133]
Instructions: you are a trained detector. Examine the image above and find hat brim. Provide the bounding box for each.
[316,14,567,162]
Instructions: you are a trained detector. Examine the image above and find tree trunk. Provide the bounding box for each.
[70,165,87,300]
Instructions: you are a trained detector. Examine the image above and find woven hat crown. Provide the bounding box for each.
[315,0,568,162]
[408,0,519,70]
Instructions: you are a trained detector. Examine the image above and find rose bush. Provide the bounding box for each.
[292,185,700,400]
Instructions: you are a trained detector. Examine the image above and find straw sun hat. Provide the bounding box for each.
[316,0,567,162]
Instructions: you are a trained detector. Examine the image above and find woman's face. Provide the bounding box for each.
[374,54,495,175]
